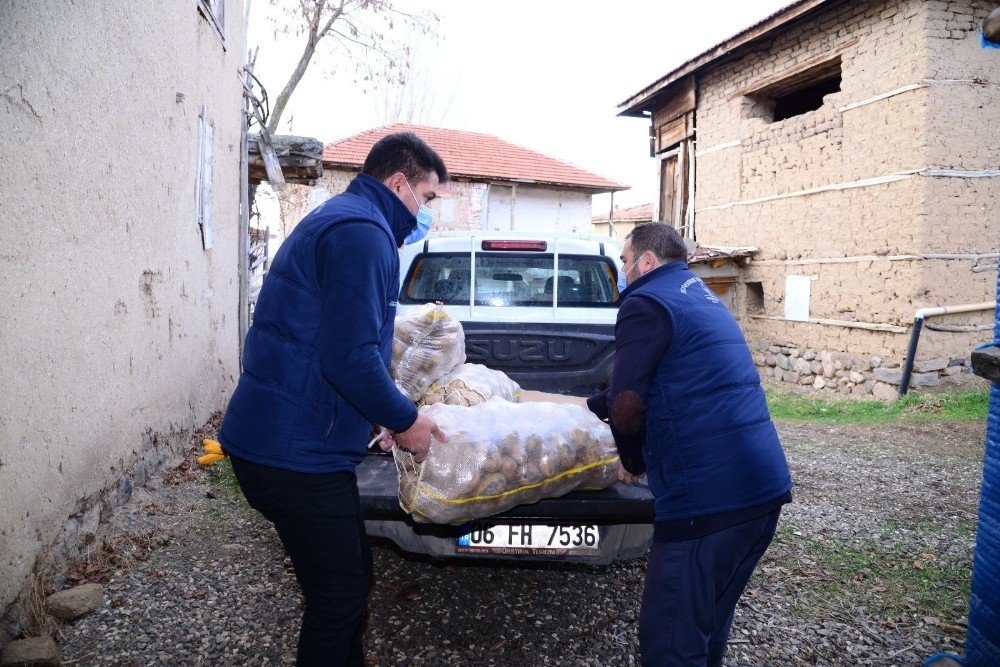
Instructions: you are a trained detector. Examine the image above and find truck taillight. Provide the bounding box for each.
[481,240,547,251]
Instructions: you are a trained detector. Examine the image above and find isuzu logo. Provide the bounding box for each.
[466,337,574,364]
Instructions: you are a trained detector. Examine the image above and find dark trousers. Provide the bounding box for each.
[230,456,373,666]
[639,509,781,667]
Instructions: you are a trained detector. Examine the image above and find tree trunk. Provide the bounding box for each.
[266,36,318,134]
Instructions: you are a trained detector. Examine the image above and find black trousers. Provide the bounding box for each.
[230,455,373,666]
[639,509,781,666]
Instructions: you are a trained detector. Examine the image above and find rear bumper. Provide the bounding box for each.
[357,454,655,564]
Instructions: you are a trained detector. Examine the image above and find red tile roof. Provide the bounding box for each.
[322,124,628,193]
[592,202,654,223]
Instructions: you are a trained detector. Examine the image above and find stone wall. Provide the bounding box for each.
[757,343,976,400]
[687,0,998,395]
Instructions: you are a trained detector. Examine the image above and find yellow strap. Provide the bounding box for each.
[414,455,619,506]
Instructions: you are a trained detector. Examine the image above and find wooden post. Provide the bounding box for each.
[238,56,253,367]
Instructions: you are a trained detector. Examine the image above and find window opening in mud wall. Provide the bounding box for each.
[746,281,765,316]
[743,56,841,123]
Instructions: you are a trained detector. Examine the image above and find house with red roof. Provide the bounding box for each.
[591,202,654,241]
[286,123,627,236]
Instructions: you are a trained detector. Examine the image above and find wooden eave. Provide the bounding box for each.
[617,0,838,117]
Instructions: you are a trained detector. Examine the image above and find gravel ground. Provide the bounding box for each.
[56,416,985,666]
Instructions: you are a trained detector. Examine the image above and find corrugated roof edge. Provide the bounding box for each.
[618,0,836,117]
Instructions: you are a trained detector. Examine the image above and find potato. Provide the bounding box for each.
[475,472,508,497]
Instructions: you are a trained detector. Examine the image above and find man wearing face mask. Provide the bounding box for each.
[217,132,449,666]
[588,223,792,667]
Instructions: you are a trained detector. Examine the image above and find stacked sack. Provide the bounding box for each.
[394,398,618,524]
[391,303,467,401]
[421,363,521,407]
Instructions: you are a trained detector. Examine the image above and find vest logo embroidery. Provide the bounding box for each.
[679,277,721,304]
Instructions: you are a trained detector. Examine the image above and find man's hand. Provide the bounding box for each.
[393,412,448,463]
[377,429,396,452]
[617,462,646,486]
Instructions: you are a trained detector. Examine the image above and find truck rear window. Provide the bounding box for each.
[401,253,619,308]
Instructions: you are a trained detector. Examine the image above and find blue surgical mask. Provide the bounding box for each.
[404,204,433,245]
[401,179,434,245]
[617,257,640,293]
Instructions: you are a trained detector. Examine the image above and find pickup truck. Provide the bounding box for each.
[359,232,655,563]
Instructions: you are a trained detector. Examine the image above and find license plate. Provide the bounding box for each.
[456,522,600,555]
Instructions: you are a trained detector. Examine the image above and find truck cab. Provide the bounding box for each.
[397,232,623,394]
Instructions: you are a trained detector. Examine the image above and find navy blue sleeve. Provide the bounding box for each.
[586,388,609,421]
[600,296,672,476]
[315,222,418,433]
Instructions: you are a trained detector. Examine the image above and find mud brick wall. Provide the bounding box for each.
[687,0,998,395]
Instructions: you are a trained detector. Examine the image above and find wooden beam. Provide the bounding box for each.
[729,39,857,100]
[652,76,696,127]
[248,134,323,185]
[656,112,694,152]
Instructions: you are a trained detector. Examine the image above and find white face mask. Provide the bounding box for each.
[617,256,641,293]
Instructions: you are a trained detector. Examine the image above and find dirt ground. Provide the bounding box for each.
[54,415,987,666]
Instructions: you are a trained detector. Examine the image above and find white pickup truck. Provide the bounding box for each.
[357,232,655,564]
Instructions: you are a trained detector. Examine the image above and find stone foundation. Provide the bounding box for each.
[753,342,975,398]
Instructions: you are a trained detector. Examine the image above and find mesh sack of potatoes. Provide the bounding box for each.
[391,303,466,401]
[394,398,619,524]
[420,363,521,407]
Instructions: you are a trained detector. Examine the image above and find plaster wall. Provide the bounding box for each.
[0,0,246,625]
[284,168,593,236]
[503,187,593,234]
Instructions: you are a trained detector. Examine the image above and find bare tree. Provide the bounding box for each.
[264,0,437,135]
[373,41,458,125]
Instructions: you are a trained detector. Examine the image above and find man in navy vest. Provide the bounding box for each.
[218,132,449,665]
[587,222,792,666]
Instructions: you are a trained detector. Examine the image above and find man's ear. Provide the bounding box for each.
[384,172,406,193]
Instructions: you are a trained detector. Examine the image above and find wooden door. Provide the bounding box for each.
[660,156,678,225]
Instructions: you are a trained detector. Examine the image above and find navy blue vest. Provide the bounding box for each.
[219,176,406,473]
[626,262,792,521]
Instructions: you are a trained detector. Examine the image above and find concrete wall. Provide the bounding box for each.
[0,0,246,632]
[680,0,997,395]
[283,168,594,236]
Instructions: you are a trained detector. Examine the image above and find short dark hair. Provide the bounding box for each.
[626,222,688,264]
[362,132,449,185]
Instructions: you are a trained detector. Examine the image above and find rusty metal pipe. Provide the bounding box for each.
[898,302,996,397]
